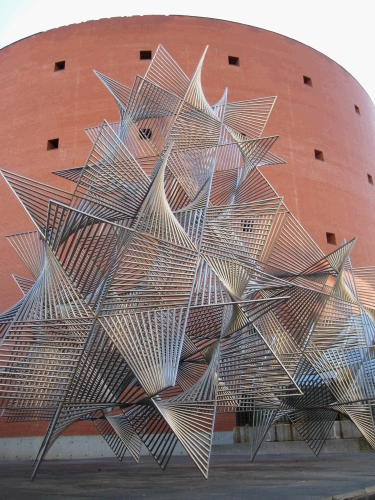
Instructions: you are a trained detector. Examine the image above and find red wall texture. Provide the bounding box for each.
[1,15,375,437]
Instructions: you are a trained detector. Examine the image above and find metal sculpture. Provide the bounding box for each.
[1,46,375,479]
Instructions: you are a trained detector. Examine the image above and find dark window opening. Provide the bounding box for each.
[314,149,324,161]
[236,397,254,426]
[54,61,65,72]
[228,56,240,66]
[303,75,312,87]
[140,51,152,60]
[47,138,59,150]
[236,411,255,426]
[326,232,336,245]
[355,104,361,115]
[241,220,254,233]
[368,174,373,185]
[139,129,152,140]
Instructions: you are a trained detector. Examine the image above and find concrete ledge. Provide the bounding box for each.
[212,438,373,456]
[0,420,372,461]
[234,421,364,444]
[0,432,235,461]
[1,432,373,461]
[322,484,375,500]
[0,435,192,461]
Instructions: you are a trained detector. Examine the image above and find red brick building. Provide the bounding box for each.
[1,15,374,442]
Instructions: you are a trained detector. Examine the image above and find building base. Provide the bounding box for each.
[0,421,373,461]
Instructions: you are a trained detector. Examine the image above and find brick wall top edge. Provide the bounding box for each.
[0,14,372,106]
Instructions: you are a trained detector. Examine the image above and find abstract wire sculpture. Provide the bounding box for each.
[1,46,375,480]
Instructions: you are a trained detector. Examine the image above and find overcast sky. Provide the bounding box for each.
[1,0,374,105]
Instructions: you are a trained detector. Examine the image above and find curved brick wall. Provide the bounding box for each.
[1,15,374,437]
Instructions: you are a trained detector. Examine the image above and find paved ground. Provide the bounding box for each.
[1,453,375,500]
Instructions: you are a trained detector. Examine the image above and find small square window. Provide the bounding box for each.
[54,61,65,72]
[241,220,254,233]
[47,138,59,150]
[314,149,324,161]
[140,51,152,60]
[326,232,336,245]
[355,104,361,115]
[368,174,373,185]
[228,56,240,66]
[139,129,152,140]
[303,76,312,87]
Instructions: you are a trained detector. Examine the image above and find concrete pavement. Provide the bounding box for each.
[1,453,375,500]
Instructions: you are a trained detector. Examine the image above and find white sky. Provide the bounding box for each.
[0,0,374,105]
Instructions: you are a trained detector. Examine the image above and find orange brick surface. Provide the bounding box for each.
[1,15,374,437]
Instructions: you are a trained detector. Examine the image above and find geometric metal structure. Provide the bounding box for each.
[1,46,375,479]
